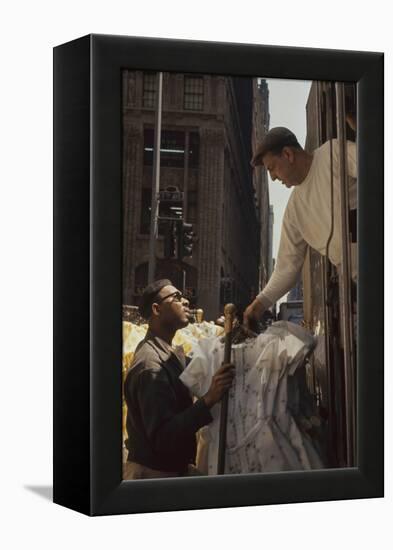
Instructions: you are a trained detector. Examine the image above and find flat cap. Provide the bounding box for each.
[251,127,300,167]
[139,279,172,319]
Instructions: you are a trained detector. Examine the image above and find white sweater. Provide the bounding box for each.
[258,139,357,306]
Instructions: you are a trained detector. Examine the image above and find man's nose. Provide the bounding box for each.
[182,297,190,306]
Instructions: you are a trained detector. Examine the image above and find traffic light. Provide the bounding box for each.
[177,221,194,260]
[163,220,176,259]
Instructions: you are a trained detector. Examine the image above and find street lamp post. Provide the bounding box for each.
[148,71,163,283]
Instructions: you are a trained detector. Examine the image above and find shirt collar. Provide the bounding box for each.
[145,331,186,369]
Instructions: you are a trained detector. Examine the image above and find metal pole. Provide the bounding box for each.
[182,269,186,295]
[217,303,236,475]
[336,82,356,466]
[321,81,337,466]
[183,131,189,221]
[148,72,163,283]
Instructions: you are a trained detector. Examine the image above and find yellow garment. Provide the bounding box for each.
[122,322,148,372]
[122,321,223,372]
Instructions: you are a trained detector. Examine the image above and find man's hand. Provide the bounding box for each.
[203,363,235,408]
[243,298,265,329]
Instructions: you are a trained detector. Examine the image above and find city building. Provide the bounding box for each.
[252,79,271,290]
[122,70,271,320]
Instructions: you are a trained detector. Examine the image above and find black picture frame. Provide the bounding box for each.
[53,34,384,516]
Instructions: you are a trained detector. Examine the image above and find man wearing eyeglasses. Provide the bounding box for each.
[123,279,235,479]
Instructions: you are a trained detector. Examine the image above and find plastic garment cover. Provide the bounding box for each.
[180,321,324,475]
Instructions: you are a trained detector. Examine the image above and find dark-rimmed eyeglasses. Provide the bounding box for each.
[157,291,184,304]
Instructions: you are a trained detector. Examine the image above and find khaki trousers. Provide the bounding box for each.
[123,461,201,480]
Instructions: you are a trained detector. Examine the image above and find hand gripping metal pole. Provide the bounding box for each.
[217,303,236,475]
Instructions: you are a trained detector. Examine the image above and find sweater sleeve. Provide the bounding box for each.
[256,201,307,305]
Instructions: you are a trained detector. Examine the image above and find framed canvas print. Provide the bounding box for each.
[53,34,383,516]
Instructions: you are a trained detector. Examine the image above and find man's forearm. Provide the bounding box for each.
[257,265,301,306]
[255,293,273,310]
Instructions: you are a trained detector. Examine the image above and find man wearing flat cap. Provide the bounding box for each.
[123,279,234,479]
[244,127,357,327]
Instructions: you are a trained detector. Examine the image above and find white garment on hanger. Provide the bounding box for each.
[180,321,324,475]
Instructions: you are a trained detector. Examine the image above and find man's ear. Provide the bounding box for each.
[151,303,160,317]
[282,146,295,163]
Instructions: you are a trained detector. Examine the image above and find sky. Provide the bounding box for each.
[264,78,312,260]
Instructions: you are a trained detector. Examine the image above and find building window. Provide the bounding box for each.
[143,129,154,165]
[187,190,198,224]
[144,128,185,168]
[184,76,204,111]
[140,187,184,236]
[143,72,156,108]
[144,128,199,168]
[189,132,200,168]
[161,131,185,167]
[140,188,152,234]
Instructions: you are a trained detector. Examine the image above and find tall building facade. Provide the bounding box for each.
[251,79,271,290]
[122,71,270,320]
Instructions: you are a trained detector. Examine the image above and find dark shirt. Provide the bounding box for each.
[124,331,213,473]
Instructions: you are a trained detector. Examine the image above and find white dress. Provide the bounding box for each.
[180,321,324,475]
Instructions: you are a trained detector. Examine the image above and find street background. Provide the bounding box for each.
[0,1,391,548]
